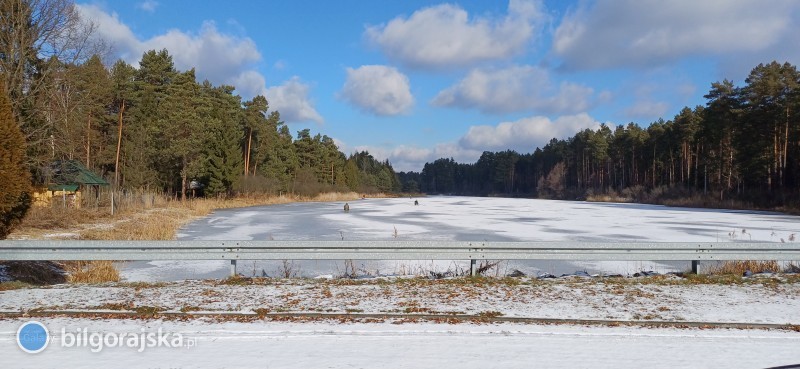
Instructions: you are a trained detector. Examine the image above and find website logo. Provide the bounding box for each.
[17,321,50,354]
[61,327,195,353]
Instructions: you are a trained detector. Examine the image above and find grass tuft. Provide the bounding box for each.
[63,261,120,283]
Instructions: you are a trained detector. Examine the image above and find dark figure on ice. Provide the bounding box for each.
[414,200,419,206]
[344,203,350,213]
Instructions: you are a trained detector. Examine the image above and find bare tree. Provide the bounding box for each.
[0,0,106,164]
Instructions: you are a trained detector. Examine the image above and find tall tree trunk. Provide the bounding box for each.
[652,145,657,188]
[181,156,187,202]
[114,100,125,187]
[783,106,789,188]
[86,113,91,167]
[244,128,252,176]
[772,123,778,190]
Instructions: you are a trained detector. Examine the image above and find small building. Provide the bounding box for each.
[33,160,110,208]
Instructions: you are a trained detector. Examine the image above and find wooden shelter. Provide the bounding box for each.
[33,160,110,208]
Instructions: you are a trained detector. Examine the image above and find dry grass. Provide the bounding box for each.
[0,281,34,291]
[79,208,187,240]
[585,194,632,203]
[311,192,361,202]
[63,261,121,283]
[708,260,782,275]
[11,191,367,241]
[14,206,118,236]
[5,191,371,285]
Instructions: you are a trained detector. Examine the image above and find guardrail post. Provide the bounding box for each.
[470,259,477,277]
[230,260,237,277]
[691,260,700,274]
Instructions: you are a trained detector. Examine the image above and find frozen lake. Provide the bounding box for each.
[119,197,800,281]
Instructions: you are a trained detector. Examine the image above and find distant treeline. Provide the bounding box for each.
[398,61,800,209]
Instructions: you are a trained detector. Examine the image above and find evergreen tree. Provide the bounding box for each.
[124,49,176,189]
[242,95,270,176]
[0,81,31,238]
[203,83,243,196]
[161,69,207,200]
[262,122,298,192]
[109,59,136,186]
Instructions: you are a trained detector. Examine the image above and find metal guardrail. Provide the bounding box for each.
[2,240,799,277]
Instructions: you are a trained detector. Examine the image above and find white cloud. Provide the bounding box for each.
[137,0,158,13]
[230,70,267,99]
[78,5,141,61]
[80,5,261,81]
[265,77,324,124]
[624,101,670,120]
[77,4,323,123]
[459,113,600,152]
[340,65,414,116]
[354,143,482,172]
[351,113,602,172]
[432,65,594,114]
[365,0,546,69]
[145,23,261,84]
[552,0,800,70]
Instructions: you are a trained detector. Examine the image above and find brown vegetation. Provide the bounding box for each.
[0,80,31,239]
[11,191,363,241]
[585,185,776,213]
[3,191,365,284]
[63,261,120,283]
[708,261,782,276]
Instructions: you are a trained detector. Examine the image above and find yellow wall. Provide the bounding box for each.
[32,189,82,208]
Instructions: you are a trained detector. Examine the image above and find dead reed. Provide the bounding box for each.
[708,260,781,275]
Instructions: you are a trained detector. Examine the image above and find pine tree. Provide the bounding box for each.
[109,60,136,187]
[262,118,298,192]
[203,83,243,196]
[161,69,206,200]
[242,95,270,176]
[124,49,176,189]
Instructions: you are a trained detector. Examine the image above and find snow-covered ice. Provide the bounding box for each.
[119,196,800,281]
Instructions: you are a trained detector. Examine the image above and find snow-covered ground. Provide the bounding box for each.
[120,196,800,281]
[2,318,799,369]
[2,276,800,368]
[2,277,799,324]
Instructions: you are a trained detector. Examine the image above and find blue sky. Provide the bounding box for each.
[77,0,800,171]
